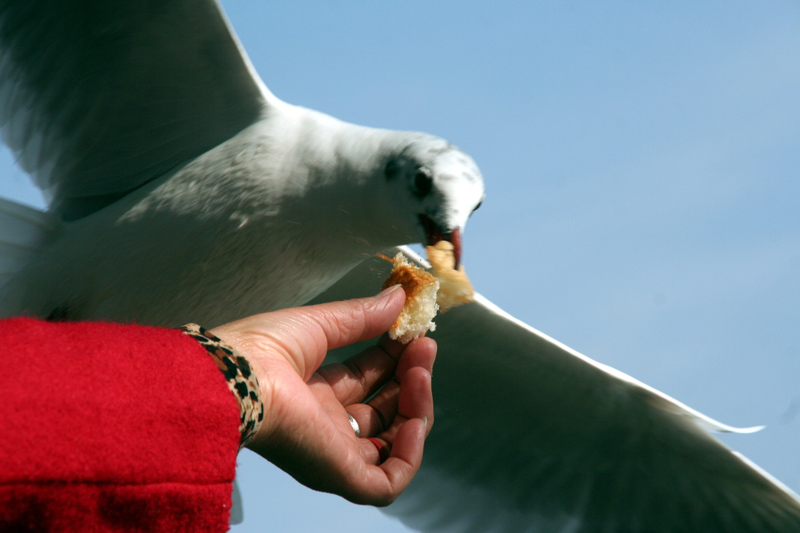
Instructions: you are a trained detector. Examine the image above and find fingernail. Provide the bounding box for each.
[377,284,403,298]
[422,416,429,430]
[368,437,391,463]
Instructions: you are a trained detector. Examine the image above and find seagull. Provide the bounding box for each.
[1,1,798,531]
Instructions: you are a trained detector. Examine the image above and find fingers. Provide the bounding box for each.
[384,338,436,437]
[351,368,431,505]
[351,418,429,507]
[392,364,436,440]
[377,417,428,497]
[392,337,436,389]
[315,341,397,406]
[348,399,394,438]
[326,336,435,441]
[210,285,405,381]
[254,354,433,508]
[357,436,391,465]
[352,341,435,465]
[320,335,437,406]
[355,364,432,466]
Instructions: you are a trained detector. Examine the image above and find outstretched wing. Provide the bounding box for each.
[314,247,800,532]
[0,0,267,219]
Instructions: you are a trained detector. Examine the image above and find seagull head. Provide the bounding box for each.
[383,135,484,268]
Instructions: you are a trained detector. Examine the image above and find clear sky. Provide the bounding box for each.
[3,2,800,531]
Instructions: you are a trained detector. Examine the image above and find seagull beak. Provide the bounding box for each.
[448,227,462,270]
[419,214,462,269]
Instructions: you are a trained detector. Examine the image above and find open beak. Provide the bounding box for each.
[419,214,462,269]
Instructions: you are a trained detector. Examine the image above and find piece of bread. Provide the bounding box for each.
[379,244,475,343]
[426,241,475,313]
[381,253,439,344]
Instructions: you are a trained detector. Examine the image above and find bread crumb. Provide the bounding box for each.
[426,241,474,313]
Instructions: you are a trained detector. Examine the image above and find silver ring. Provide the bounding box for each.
[348,414,361,438]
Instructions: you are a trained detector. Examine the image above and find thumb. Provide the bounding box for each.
[211,285,405,380]
[298,284,406,351]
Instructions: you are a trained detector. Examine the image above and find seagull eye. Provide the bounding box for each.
[413,170,433,197]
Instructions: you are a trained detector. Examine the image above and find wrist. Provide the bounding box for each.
[180,323,264,449]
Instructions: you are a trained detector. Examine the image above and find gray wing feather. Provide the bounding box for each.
[0,0,266,219]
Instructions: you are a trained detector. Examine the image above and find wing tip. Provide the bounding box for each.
[718,424,765,434]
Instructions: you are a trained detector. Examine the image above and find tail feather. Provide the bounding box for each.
[0,197,55,289]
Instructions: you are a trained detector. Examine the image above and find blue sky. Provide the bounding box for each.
[3,2,800,531]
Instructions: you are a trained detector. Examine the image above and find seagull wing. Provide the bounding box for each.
[314,247,800,532]
[0,0,266,219]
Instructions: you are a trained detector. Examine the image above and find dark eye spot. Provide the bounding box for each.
[414,170,433,197]
[385,158,400,180]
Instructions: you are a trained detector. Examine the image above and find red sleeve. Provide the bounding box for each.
[0,317,241,532]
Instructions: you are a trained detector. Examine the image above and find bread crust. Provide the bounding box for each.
[381,253,439,343]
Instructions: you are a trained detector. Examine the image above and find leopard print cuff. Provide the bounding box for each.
[181,324,264,449]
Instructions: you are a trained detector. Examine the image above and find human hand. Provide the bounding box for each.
[209,285,435,506]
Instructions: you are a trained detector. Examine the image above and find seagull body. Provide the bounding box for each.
[0,0,482,326]
[2,105,480,326]
[1,1,799,531]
